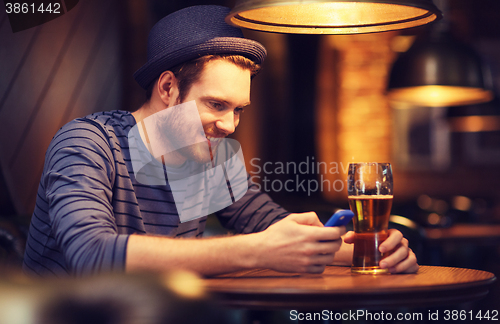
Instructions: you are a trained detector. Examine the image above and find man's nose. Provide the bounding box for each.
[215,111,236,135]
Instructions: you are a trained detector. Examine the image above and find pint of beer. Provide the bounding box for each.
[347,163,393,274]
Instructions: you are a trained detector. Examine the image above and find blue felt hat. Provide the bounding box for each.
[133,5,267,89]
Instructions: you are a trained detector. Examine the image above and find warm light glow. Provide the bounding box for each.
[417,194,432,210]
[388,85,494,107]
[161,270,205,299]
[227,2,438,34]
[390,35,417,53]
[389,215,419,230]
[449,116,500,132]
[427,213,441,226]
[452,196,472,212]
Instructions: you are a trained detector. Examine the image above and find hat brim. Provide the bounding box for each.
[133,37,267,89]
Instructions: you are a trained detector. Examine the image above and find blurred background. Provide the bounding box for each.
[0,0,499,321]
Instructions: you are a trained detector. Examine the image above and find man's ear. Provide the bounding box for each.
[156,71,180,107]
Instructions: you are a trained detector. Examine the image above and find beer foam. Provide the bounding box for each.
[348,195,393,199]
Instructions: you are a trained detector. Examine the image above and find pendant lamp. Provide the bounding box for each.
[387,32,494,107]
[226,0,442,34]
[387,0,494,107]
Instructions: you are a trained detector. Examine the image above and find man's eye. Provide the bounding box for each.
[210,102,222,109]
[234,107,244,115]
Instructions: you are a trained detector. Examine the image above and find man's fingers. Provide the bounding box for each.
[304,254,336,273]
[298,240,342,259]
[310,253,336,265]
[342,231,355,244]
[286,212,346,241]
[379,241,419,274]
[288,212,323,227]
[306,264,326,274]
[379,229,404,253]
[342,228,419,274]
[298,243,341,273]
[380,243,407,268]
[315,226,346,242]
[312,240,343,255]
[388,249,419,274]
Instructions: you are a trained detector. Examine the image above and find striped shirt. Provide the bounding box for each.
[23,110,289,277]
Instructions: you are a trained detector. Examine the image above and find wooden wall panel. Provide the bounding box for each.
[0,0,122,215]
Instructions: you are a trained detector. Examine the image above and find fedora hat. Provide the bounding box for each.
[133,5,267,89]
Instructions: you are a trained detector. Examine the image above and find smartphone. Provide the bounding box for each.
[324,210,354,227]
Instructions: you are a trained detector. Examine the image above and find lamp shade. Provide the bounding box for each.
[388,34,494,107]
[226,0,442,34]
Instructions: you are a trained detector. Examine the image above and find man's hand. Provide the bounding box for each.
[343,229,419,274]
[253,212,346,274]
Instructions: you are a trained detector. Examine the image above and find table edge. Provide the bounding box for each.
[204,265,497,296]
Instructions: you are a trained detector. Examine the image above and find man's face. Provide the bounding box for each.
[173,59,252,164]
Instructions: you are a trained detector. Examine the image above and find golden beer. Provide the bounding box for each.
[349,195,393,274]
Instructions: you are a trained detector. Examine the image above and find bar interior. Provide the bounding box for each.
[0,0,499,323]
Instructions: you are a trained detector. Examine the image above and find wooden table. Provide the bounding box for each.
[203,265,496,310]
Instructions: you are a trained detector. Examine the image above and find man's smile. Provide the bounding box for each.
[206,136,223,162]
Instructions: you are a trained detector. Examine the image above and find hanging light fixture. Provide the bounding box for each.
[387,0,494,107]
[387,33,494,107]
[226,0,442,34]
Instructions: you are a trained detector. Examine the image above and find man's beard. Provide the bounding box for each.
[175,140,212,165]
[168,99,225,165]
[175,128,225,165]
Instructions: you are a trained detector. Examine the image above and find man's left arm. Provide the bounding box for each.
[212,139,290,233]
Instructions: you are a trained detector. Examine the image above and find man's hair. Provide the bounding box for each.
[145,54,261,102]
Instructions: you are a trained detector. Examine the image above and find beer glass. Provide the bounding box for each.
[347,163,393,274]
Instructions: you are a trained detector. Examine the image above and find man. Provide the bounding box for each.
[23,5,418,277]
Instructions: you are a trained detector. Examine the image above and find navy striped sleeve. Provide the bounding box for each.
[43,119,129,276]
[211,139,290,233]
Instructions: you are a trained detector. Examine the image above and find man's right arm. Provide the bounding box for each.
[126,212,346,276]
